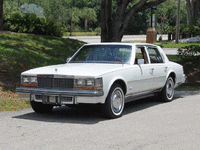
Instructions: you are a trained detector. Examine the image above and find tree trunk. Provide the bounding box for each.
[85,17,88,32]
[101,0,167,42]
[186,0,200,26]
[101,0,113,42]
[0,0,3,31]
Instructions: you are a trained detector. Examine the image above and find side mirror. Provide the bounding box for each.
[138,59,145,65]
[66,58,71,63]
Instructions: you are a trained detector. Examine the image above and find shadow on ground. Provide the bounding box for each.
[12,94,185,125]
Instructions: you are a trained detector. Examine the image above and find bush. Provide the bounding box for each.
[3,13,64,37]
[178,45,200,62]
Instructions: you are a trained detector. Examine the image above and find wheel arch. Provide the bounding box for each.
[107,79,127,98]
[167,71,176,83]
[159,71,176,92]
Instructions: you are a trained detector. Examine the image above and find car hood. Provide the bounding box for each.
[22,63,129,77]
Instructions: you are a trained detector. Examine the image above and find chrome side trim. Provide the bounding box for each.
[125,89,160,103]
[16,87,104,97]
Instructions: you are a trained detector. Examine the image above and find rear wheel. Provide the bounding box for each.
[159,76,175,102]
[31,101,53,113]
[102,84,125,119]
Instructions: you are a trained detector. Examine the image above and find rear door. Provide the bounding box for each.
[145,46,167,90]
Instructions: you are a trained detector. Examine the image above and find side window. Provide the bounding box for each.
[147,47,163,63]
[135,47,149,64]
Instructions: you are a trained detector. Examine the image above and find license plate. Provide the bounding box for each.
[43,96,59,104]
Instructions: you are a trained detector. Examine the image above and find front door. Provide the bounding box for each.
[127,46,154,94]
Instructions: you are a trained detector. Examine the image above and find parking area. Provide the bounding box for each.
[0,91,200,150]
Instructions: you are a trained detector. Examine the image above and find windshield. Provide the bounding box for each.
[70,45,132,64]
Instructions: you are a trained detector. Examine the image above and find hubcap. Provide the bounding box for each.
[111,88,124,114]
[166,78,174,100]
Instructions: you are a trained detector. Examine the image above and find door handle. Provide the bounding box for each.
[150,68,154,74]
[150,68,154,71]
[164,67,168,72]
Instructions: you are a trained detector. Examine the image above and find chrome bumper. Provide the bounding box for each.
[16,87,104,97]
[16,87,105,104]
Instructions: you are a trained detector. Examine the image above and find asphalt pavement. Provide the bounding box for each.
[1,91,200,150]
[66,34,168,43]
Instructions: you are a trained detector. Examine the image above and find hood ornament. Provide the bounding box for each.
[55,68,57,73]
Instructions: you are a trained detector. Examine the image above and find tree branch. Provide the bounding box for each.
[115,0,122,5]
[123,0,167,31]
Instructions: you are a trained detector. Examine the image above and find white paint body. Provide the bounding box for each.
[19,43,185,104]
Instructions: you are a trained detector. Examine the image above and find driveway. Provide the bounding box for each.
[0,91,200,150]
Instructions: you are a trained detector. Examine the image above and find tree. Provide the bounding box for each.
[0,0,3,31]
[186,0,200,26]
[81,7,97,31]
[101,0,167,42]
[157,0,187,34]
[20,3,45,17]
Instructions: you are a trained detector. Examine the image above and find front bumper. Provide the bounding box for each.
[16,87,104,104]
[16,87,104,97]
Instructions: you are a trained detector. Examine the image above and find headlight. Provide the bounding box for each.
[21,76,37,87]
[86,79,95,86]
[30,77,37,84]
[22,77,29,83]
[75,79,86,86]
[74,78,102,90]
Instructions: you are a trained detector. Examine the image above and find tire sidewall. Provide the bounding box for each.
[103,84,125,118]
[159,76,175,102]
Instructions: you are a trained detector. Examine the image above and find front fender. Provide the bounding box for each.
[102,75,127,103]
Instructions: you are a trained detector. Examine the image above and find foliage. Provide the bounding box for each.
[178,45,200,62]
[81,7,97,31]
[3,12,64,37]
[127,11,148,35]
[188,26,200,37]
[157,0,188,34]
[0,33,85,88]
[20,3,45,17]
[4,0,189,36]
[166,24,200,37]
[3,1,21,14]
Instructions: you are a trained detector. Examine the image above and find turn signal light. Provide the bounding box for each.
[22,84,37,87]
[74,86,95,90]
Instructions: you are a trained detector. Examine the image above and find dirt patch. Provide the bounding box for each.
[178,61,200,84]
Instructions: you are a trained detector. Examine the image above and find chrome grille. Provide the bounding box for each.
[37,75,74,89]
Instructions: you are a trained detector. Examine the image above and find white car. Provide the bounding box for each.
[16,43,186,118]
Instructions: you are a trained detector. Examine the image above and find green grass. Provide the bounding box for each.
[125,40,200,48]
[156,42,200,48]
[0,32,85,111]
[0,32,85,87]
[0,89,30,111]
[166,55,182,62]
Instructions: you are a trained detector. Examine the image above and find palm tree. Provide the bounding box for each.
[81,7,97,32]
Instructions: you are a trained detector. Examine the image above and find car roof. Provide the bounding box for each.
[83,43,157,47]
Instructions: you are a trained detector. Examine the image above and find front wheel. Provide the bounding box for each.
[102,84,125,119]
[31,101,53,113]
[159,77,175,102]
